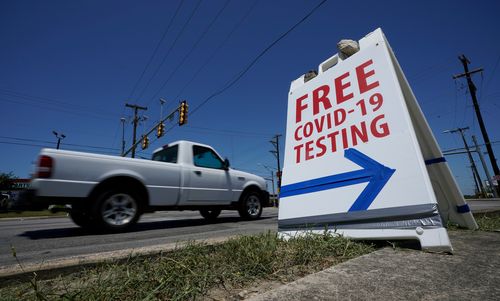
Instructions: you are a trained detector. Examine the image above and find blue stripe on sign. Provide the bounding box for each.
[279,169,371,198]
[425,157,446,165]
[457,204,471,213]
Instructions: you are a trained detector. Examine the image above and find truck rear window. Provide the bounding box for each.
[152,145,178,163]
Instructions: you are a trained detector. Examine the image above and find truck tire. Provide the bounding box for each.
[69,210,93,228]
[200,209,221,221]
[92,189,141,232]
[238,191,263,220]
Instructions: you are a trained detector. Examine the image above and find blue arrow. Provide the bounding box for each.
[280,148,395,211]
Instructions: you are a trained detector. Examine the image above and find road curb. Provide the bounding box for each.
[0,235,237,280]
[247,230,500,301]
[0,215,68,221]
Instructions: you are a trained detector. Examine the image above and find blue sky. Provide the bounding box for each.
[0,0,499,195]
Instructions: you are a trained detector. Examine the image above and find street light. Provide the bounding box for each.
[52,131,66,150]
[159,98,166,120]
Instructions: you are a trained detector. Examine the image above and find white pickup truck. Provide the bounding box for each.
[19,140,270,231]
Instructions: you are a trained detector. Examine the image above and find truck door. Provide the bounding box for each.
[185,145,233,204]
[150,144,181,206]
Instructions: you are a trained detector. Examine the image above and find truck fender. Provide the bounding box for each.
[88,170,150,208]
[97,169,146,184]
[239,182,268,205]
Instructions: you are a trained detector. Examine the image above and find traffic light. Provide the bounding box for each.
[178,100,188,126]
[156,122,165,138]
[141,136,149,150]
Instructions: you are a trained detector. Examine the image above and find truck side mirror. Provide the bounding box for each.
[223,158,230,170]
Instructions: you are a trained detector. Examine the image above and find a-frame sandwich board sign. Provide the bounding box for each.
[278,28,477,252]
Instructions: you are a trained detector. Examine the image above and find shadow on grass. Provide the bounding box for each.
[19,215,274,240]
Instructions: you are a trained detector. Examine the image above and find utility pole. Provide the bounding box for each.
[122,101,186,157]
[266,173,276,207]
[444,127,485,196]
[453,55,500,187]
[52,131,66,150]
[472,135,499,198]
[265,172,275,196]
[259,163,276,196]
[270,134,282,193]
[125,103,147,158]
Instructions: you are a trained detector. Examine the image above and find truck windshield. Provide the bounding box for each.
[152,145,178,163]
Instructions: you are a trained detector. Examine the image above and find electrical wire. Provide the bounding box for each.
[0,89,119,120]
[0,97,117,121]
[0,136,120,151]
[189,0,328,117]
[172,0,260,102]
[136,0,203,102]
[146,0,232,106]
[185,125,272,137]
[0,141,120,155]
[127,0,185,100]
[482,54,500,104]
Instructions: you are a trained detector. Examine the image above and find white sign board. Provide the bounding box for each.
[279,28,477,252]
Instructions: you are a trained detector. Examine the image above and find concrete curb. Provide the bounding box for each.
[247,230,500,300]
[0,215,67,221]
[0,235,236,279]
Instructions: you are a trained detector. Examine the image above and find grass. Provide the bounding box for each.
[0,232,374,301]
[473,211,500,231]
[446,211,500,231]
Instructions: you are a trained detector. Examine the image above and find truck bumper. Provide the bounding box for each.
[11,189,86,211]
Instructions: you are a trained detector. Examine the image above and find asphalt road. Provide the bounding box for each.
[466,199,500,212]
[0,208,279,269]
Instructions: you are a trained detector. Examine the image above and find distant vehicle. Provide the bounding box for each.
[18,140,269,231]
[1,193,10,211]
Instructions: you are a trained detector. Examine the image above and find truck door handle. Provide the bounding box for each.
[194,170,202,176]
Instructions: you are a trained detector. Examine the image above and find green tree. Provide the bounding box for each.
[0,172,17,190]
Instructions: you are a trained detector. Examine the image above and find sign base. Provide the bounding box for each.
[280,227,452,253]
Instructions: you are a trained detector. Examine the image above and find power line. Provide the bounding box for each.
[0,90,119,120]
[189,0,328,117]
[136,0,203,102]
[172,0,260,101]
[0,136,120,151]
[127,0,185,100]
[0,141,49,148]
[442,140,500,153]
[0,140,120,155]
[146,0,231,106]
[482,54,500,105]
[0,97,117,121]
[0,88,118,117]
[185,125,272,137]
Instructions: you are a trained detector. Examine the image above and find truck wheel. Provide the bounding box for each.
[200,209,221,221]
[238,191,263,220]
[92,189,141,232]
[69,210,93,228]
